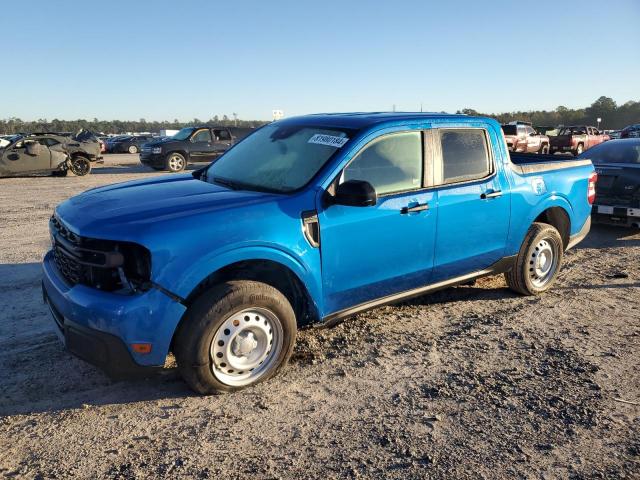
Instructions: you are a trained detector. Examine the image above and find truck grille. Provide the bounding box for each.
[49,214,152,292]
[50,215,84,285]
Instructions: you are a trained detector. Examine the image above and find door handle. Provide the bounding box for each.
[480,190,503,200]
[400,203,429,214]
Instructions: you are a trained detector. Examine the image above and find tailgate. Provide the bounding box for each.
[594,163,640,207]
[550,135,572,147]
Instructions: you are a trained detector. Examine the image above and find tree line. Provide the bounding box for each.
[457,96,639,130]
[1,97,638,135]
[0,116,269,135]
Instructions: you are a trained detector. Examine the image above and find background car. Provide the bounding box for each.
[549,125,609,156]
[579,139,640,227]
[106,135,155,154]
[501,123,550,153]
[620,124,640,138]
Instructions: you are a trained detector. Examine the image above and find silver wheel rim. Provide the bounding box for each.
[129,145,137,153]
[210,307,283,387]
[169,155,184,171]
[577,145,583,154]
[529,238,558,287]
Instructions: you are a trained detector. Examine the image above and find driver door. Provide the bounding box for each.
[526,126,541,152]
[1,140,51,174]
[318,128,437,316]
[190,128,217,162]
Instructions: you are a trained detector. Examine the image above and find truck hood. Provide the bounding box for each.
[145,137,180,148]
[56,174,280,236]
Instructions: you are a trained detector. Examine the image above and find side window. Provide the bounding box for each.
[342,131,422,196]
[517,126,526,137]
[214,129,231,141]
[192,129,212,143]
[438,129,491,184]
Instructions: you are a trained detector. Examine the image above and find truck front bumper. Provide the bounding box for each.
[140,153,166,168]
[42,250,187,377]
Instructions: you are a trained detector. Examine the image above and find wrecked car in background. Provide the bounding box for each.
[0,130,102,177]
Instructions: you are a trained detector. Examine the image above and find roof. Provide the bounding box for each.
[278,112,481,130]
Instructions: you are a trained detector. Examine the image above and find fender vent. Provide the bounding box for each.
[301,211,320,248]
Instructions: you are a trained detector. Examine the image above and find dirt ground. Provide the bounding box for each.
[0,154,638,479]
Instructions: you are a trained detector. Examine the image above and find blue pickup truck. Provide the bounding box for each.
[42,113,597,394]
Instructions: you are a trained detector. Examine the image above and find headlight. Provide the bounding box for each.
[152,147,162,154]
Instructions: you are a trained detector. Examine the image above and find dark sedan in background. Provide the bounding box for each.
[106,135,155,154]
[580,139,640,228]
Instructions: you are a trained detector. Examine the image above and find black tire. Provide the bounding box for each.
[539,144,549,155]
[505,222,564,296]
[166,152,186,172]
[128,144,138,154]
[69,156,92,176]
[574,143,584,156]
[174,280,297,394]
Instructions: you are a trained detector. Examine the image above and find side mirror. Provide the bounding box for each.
[333,180,377,207]
[529,132,537,137]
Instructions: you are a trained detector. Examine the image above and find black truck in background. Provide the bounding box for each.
[140,126,236,172]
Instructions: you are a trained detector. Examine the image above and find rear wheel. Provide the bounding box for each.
[166,152,186,172]
[574,143,584,156]
[69,156,91,176]
[539,144,549,155]
[174,281,297,394]
[128,145,138,154]
[505,223,563,295]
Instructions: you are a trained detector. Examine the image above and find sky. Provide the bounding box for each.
[2,0,639,121]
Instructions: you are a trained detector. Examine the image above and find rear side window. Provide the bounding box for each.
[214,129,231,141]
[438,129,491,184]
[343,131,422,195]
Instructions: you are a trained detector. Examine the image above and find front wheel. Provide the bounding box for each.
[174,281,297,394]
[574,144,584,156]
[166,152,186,172]
[69,156,92,176]
[539,144,550,155]
[505,223,563,295]
[128,145,138,154]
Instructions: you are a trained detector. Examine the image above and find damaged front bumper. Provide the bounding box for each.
[42,250,186,377]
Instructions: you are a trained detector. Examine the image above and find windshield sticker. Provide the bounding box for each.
[308,134,349,148]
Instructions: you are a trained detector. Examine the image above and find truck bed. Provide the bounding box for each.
[510,152,592,174]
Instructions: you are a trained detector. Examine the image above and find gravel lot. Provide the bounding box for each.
[1,154,639,479]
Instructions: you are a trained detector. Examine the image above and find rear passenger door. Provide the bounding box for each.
[212,128,233,155]
[431,126,511,282]
[1,139,52,173]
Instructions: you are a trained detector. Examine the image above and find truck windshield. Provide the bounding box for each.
[204,124,352,193]
[172,128,196,141]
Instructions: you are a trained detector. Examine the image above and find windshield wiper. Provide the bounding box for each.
[212,176,244,190]
[212,176,282,194]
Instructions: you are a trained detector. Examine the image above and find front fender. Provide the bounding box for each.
[164,244,323,315]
